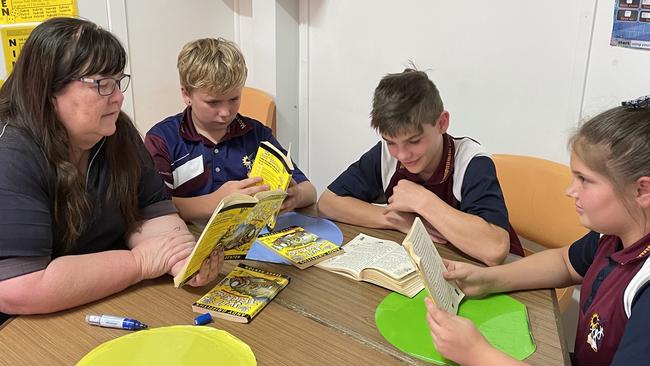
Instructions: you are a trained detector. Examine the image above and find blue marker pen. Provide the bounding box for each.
[85,314,148,331]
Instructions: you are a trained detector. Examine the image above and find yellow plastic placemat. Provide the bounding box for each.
[77,325,256,366]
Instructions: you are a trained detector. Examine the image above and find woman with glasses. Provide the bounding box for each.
[0,17,222,321]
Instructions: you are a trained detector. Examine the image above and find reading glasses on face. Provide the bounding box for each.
[78,74,131,96]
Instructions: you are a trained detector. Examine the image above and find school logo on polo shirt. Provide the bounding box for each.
[242,153,255,173]
[587,313,605,352]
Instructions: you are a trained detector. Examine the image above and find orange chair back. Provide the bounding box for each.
[240,86,277,136]
[492,154,587,251]
[492,154,588,313]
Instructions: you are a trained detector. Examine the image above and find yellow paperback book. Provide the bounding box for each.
[174,190,286,288]
[192,263,290,323]
[187,224,249,260]
[257,226,343,269]
[249,141,293,229]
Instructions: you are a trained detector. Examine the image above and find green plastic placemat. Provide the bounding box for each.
[375,290,536,365]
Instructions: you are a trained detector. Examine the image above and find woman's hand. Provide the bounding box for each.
[182,247,224,287]
[130,228,196,280]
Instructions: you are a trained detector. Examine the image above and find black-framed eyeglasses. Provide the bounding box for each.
[78,74,131,96]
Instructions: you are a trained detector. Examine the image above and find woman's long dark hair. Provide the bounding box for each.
[0,17,142,253]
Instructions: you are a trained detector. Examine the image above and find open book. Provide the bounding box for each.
[403,217,465,314]
[192,263,289,323]
[316,233,423,297]
[249,141,293,229]
[174,189,286,288]
[256,226,343,269]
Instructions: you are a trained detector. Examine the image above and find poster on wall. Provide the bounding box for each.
[1,24,34,75]
[0,0,77,24]
[611,0,650,50]
[0,0,78,83]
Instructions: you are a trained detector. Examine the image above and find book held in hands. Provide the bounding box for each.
[403,217,465,314]
[192,263,289,323]
[256,226,343,269]
[187,224,249,261]
[174,190,286,288]
[249,141,293,229]
[316,233,424,297]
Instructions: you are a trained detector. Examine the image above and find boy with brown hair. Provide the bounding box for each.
[318,69,522,265]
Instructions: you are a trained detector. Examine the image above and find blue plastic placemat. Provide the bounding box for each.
[245,212,343,264]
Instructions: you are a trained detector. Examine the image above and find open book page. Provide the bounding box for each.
[317,233,416,280]
[403,218,464,314]
[367,247,417,280]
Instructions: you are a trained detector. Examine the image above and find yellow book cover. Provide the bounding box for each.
[257,226,343,269]
[192,263,290,323]
[174,190,286,288]
[249,141,293,229]
[187,223,250,261]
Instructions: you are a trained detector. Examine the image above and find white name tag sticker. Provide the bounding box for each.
[173,155,204,188]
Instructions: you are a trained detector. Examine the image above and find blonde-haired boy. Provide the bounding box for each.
[145,38,316,222]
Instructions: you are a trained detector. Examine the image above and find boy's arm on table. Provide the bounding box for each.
[419,193,509,266]
[318,189,415,232]
[387,179,509,266]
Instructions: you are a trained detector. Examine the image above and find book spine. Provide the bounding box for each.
[297,248,341,265]
[237,263,290,280]
[193,302,252,320]
[257,226,300,238]
[224,253,246,260]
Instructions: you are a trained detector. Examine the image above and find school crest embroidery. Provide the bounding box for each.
[586,313,605,352]
[242,154,254,173]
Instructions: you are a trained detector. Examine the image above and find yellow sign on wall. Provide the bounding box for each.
[0,0,77,24]
[1,24,34,74]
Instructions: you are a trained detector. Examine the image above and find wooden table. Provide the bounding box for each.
[0,222,570,365]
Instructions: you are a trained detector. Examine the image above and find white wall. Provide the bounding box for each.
[235,0,301,158]
[76,1,650,196]
[123,0,235,133]
[304,1,597,193]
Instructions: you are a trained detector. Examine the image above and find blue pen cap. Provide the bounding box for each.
[194,313,212,326]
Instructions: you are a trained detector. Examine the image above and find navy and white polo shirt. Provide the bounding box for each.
[145,107,308,198]
[328,133,523,256]
[569,231,650,366]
